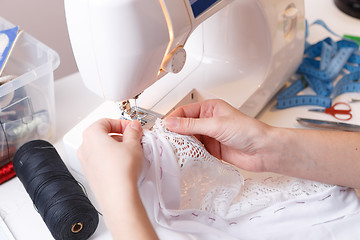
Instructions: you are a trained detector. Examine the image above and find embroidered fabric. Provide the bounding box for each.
[139,119,360,239]
[151,119,332,217]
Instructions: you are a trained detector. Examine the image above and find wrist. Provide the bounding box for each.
[101,179,140,225]
[101,180,157,240]
[260,127,296,174]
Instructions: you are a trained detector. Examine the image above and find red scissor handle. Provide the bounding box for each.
[325,102,352,121]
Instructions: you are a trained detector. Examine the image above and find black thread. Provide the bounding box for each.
[13,140,99,240]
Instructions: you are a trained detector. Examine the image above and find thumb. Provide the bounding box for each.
[165,117,216,137]
[123,120,143,143]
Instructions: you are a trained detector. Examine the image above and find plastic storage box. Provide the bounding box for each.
[0,16,60,167]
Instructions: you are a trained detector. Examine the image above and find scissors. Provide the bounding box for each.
[297,118,360,131]
[308,102,352,121]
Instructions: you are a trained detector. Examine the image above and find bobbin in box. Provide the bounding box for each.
[0,16,59,167]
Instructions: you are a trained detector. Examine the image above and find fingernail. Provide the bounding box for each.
[165,117,180,129]
[130,121,142,132]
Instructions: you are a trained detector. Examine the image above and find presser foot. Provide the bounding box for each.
[119,105,163,129]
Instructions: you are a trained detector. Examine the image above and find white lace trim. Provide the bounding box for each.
[151,119,333,218]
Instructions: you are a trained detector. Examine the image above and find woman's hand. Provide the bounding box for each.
[78,118,143,187]
[78,119,157,240]
[165,99,278,172]
[166,99,360,189]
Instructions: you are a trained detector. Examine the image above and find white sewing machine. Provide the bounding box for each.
[63,0,305,174]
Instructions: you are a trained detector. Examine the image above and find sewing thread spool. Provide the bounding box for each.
[13,140,99,240]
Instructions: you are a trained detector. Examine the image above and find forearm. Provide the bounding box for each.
[265,127,360,188]
[100,180,158,240]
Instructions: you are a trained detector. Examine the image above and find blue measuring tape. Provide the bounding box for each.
[277,20,360,109]
[333,71,360,97]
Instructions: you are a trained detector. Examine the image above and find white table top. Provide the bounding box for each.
[1,0,360,239]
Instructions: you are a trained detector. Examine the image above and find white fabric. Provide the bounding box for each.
[139,119,360,239]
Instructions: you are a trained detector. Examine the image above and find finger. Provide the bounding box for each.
[91,118,132,134]
[165,116,220,138]
[109,133,123,142]
[167,102,201,118]
[167,99,223,118]
[123,120,143,143]
[202,136,222,159]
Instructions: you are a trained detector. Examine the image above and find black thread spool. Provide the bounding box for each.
[13,140,99,240]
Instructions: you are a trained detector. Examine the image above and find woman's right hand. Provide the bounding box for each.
[165,99,280,172]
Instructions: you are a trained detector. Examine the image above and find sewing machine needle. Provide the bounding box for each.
[134,98,138,117]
